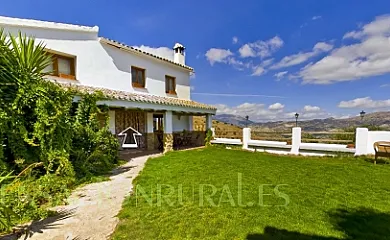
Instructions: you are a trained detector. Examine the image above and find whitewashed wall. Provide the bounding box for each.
[172,115,190,132]
[367,131,390,154]
[1,25,191,100]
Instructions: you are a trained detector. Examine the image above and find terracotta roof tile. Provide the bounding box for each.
[58,83,216,111]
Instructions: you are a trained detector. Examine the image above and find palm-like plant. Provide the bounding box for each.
[0,29,55,167]
[0,29,52,109]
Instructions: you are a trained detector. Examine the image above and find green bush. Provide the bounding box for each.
[70,94,119,179]
[205,129,214,147]
[0,174,74,232]
[0,30,120,232]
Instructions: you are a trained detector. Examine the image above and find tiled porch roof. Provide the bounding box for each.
[59,83,217,111]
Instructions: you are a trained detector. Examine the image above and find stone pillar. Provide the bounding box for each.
[108,110,116,134]
[206,114,213,130]
[164,111,173,153]
[146,112,154,151]
[291,127,301,155]
[355,128,369,156]
[188,116,193,131]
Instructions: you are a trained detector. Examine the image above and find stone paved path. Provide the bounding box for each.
[12,153,161,240]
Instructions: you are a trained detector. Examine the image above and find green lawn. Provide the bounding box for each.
[111,147,390,240]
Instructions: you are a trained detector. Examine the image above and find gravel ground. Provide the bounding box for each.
[10,153,161,240]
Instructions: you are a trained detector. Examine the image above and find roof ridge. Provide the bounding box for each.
[0,15,99,33]
[100,37,194,72]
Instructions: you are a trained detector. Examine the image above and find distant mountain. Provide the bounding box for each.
[214,114,254,127]
[214,112,390,131]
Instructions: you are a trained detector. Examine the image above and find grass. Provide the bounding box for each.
[112,147,390,240]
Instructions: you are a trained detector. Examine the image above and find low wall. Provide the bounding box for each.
[355,128,390,155]
[211,127,357,156]
[367,131,390,154]
[211,127,390,156]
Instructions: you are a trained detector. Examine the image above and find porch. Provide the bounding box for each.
[110,109,213,153]
[63,82,216,153]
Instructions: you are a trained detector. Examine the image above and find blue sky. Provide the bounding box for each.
[2,0,390,121]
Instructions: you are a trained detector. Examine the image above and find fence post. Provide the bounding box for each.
[291,127,301,155]
[243,128,251,149]
[355,128,369,156]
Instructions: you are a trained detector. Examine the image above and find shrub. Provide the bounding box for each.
[0,173,74,232]
[205,129,214,147]
[70,94,119,179]
[0,30,119,232]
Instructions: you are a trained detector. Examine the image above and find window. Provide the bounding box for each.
[44,53,76,80]
[165,75,176,94]
[131,66,146,88]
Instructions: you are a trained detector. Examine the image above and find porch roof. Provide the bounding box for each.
[59,83,217,113]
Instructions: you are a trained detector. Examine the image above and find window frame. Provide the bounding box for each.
[45,52,76,80]
[131,66,146,88]
[165,75,176,95]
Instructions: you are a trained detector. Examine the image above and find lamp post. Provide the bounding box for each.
[245,115,249,127]
[360,110,366,125]
[295,113,299,127]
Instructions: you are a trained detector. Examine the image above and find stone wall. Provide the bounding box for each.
[146,133,155,151]
[172,131,206,149]
[114,109,146,148]
[164,133,173,153]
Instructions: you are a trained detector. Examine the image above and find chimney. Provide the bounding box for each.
[173,43,185,65]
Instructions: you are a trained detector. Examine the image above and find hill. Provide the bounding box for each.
[193,116,242,138]
[213,114,254,127]
[212,111,390,132]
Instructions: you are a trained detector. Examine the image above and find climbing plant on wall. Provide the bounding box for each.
[0,30,118,177]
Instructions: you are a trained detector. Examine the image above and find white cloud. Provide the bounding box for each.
[133,45,173,60]
[250,59,275,76]
[239,36,284,58]
[313,42,333,52]
[343,31,364,40]
[205,48,234,65]
[239,44,256,58]
[274,71,288,80]
[227,57,252,70]
[268,103,285,111]
[344,15,390,39]
[251,65,265,76]
[272,52,316,69]
[303,105,321,112]
[380,83,390,87]
[232,36,239,44]
[215,102,282,122]
[338,97,390,109]
[215,102,331,122]
[312,16,322,20]
[271,42,333,69]
[261,58,274,67]
[301,15,390,84]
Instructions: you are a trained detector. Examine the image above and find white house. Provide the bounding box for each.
[0,16,216,152]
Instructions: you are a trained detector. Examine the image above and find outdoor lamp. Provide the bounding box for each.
[360,110,366,121]
[295,113,299,127]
